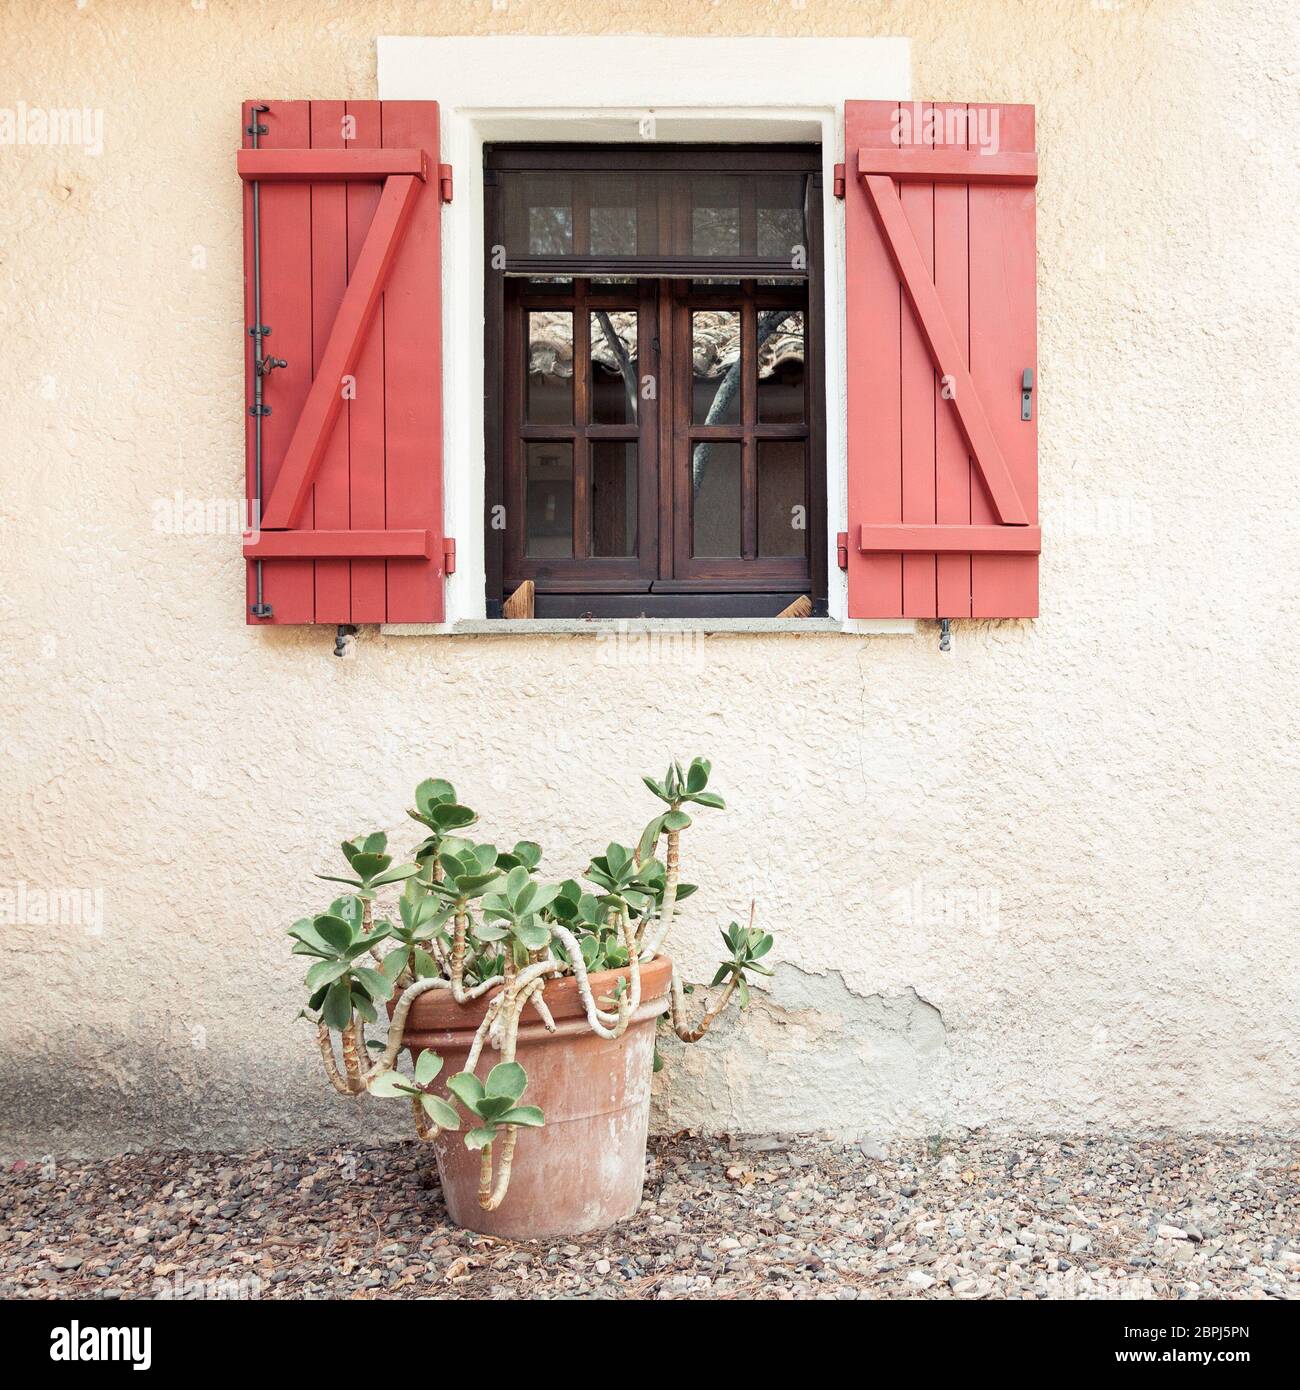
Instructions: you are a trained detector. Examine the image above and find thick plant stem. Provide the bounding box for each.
[477,976,542,1210]
[669,964,738,1043]
[548,923,628,1037]
[412,1095,436,1141]
[615,907,643,1030]
[450,907,470,1001]
[317,1024,355,1095]
[478,1145,494,1206]
[478,1129,520,1210]
[361,896,384,964]
[641,829,680,959]
[340,1019,364,1090]
[465,995,507,1074]
[488,958,561,1049]
[530,983,556,1032]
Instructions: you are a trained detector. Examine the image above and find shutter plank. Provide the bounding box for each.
[381,101,445,623]
[249,101,314,623]
[969,103,1038,617]
[309,101,352,624]
[845,101,903,617]
[934,102,973,618]
[346,101,388,623]
[900,102,937,617]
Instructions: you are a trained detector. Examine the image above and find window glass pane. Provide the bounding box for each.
[591,442,638,557]
[691,177,741,257]
[691,310,741,425]
[757,441,806,557]
[516,175,573,256]
[692,441,742,558]
[525,443,573,558]
[590,311,638,424]
[757,310,804,424]
[526,311,573,424]
[756,177,806,261]
[589,174,640,256]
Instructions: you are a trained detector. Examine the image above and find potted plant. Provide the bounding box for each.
[288,758,773,1238]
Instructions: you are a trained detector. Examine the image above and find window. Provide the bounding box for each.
[485,146,826,618]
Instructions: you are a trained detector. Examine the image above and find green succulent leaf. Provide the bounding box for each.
[688,791,726,810]
[429,803,477,832]
[370,862,422,888]
[686,758,711,793]
[312,914,354,955]
[412,948,440,978]
[421,1095,461,1130]
[662,810,692,832]
[414,778,456,814]
[485,1061,528,1102]
[500,1105,545,1128]
[514,919,551,952]
[637,816,664,864]
[368,1070,418,1099]
[473,1095,513,1122]
[414,1049,443,1086]
[348,852,392,882]
[379,948,410,983]
[330,896,365,929]
[305,959,350,991]
[349,990,379,1024]
[446,1072,486,1112]
[322,980,353,1030]
[465,1126,497,1151]
[642,776,670,803]
[350,966,392,1002]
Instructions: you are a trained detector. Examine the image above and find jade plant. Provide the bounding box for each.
[290,759,773,1211]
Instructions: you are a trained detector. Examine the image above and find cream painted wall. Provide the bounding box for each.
[1,1,1297,1155]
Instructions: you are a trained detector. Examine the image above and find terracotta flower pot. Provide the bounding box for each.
[395,955,673,1239]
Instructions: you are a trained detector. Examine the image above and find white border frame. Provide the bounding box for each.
[378,36,913,634]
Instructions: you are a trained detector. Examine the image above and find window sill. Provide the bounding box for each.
[382,617,916,637]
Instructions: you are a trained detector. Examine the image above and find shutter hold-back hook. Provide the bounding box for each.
[939,618,952,652]
[334,625,357,659]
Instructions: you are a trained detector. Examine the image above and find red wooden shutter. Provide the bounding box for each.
[239,100,448,624]
[844,101,1039,619]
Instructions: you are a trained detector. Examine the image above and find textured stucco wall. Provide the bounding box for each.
[1,0,1297,1157]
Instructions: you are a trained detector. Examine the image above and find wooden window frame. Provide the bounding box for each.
[485,144,827,619]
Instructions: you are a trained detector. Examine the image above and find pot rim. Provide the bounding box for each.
[390,952,674,1039]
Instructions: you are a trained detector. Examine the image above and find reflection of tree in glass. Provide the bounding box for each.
[593,311,637,420]
[527,205,573,257]
[693,310,797,487]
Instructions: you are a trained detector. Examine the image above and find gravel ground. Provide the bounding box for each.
[2,1134,1297,1300]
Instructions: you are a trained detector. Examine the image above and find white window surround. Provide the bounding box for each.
[377,35,916,637]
